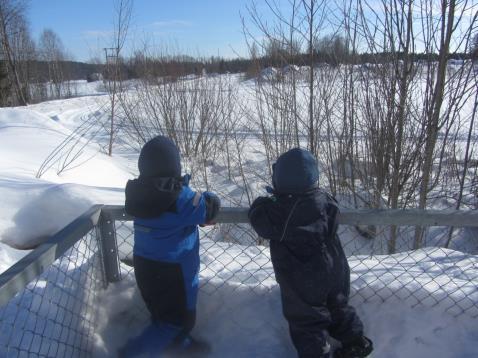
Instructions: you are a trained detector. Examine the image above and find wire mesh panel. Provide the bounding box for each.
[115,220,135,271]
[113,219,276,293]
[0,229,104,357]
[112,211,478,318]
[338,225,478,317]
[199,224,276,295]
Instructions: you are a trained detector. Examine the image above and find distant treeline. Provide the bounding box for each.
[118,51,475,80]
[6,60,103,83]
[0,51,473,106]
[9,52,473,83]
[28,61,104,82]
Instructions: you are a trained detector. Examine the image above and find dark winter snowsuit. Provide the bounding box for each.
[248,148,364,358]
[122,136,220,357]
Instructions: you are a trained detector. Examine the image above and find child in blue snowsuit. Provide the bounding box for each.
[123,136,220,357]
[248,148,372,358]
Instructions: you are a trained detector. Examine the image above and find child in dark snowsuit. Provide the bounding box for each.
[248,148,372,358]
[122,136,220,357]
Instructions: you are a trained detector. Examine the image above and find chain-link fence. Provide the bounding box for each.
[0,230,102,357]
[0,206,477,357]
[0,206,106,357]
[111,207,478,318]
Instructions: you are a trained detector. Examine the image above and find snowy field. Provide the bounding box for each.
[0,76,477,357]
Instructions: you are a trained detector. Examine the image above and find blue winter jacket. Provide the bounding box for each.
[133,185,210,308]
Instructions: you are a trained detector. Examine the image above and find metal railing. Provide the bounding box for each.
[0,206,477,357]
[0,206,104,358]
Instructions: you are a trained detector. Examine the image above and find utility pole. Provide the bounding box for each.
[104,47,119,156]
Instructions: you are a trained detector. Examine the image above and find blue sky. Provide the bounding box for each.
[28,0,256,62]
[28,1,473,62]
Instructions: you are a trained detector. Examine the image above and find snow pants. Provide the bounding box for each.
[121,255,197,356]
[134,254,196,331]
[271,237,364,358]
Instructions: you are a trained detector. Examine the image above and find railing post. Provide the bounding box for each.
[98,209,121,284]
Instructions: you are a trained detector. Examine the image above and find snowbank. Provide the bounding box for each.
[0,106,127,270]
[0,177,125,250]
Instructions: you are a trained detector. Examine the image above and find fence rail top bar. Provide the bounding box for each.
[0,205,103,308]
[338,209,478,227]
[102,205,478,227]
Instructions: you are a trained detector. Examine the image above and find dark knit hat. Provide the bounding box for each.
[138,136,181,178]
[272,148,319,194]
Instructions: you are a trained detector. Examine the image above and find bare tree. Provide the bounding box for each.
[36,106,109,178]
[302,0,328,155]
[319,0,477,252]
[472,33,478,60]
[38,29,68,99]
[0,0,29,105]
[104,0,133,156]
[119,66,224,160]
[413,0,477,248]
[353,0,422,252]
[314,34,350,65]
[243,0,331,171]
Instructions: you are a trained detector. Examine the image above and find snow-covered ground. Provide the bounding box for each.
[0,77,477,357]
[93,243,478,358]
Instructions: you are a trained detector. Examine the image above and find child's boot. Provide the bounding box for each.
[334,336,373,358]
